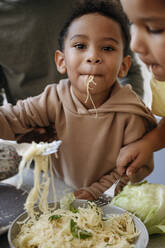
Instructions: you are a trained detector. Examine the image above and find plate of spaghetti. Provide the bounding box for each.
[8,140,148,247]
[8,200,149,248]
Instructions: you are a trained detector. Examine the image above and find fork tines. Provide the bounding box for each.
[94,194,113,207]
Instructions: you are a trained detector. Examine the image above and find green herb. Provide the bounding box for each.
[70,219,92,239]
[48,215,62,222]
[69,204,79,213]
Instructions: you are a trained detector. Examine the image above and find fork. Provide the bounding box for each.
[0,140,62,156]
[94,176,122,207]
[38,140,62,155]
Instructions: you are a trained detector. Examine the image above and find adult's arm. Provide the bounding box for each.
[117,117,165,177]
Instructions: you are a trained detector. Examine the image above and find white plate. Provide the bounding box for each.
[8,200,149,248]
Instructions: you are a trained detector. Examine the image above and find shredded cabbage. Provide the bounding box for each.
[111,181,165,234]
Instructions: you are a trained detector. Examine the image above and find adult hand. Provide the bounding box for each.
[74,189,95,201]
[115,175,129,193]
[116,139,154,182]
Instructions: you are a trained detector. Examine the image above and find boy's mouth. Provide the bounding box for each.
[80,73,102,77]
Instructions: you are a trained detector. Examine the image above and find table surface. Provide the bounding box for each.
[1,168,165,248]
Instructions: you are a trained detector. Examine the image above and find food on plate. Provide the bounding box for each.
[111,181,165,234]
[13,140,140,247]
[13,201,139,248]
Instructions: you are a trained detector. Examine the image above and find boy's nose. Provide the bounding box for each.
[86,57,102,64]
[86,49,102,64]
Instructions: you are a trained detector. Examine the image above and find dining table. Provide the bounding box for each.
[0,167,165,248]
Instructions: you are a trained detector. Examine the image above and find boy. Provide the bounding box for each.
[0,0,156,200]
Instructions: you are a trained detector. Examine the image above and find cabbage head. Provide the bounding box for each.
[111,181,165,234]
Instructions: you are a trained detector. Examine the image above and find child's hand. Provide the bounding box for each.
[116,139,154,182]
[74,189,95,201]
[16,125,58,143]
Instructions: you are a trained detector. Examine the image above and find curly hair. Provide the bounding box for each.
[58,0,130,56]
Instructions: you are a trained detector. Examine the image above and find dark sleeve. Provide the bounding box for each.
[119,48,144,99]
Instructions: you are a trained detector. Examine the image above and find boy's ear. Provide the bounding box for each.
[55,50,67,74]
[118,55,131,78]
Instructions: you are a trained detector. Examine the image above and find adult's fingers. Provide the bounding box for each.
[129,163,154,183]
[125,157,143,177]
[116,153,134,175]
[126,153,154,177]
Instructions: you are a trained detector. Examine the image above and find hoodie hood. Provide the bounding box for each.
[57,79,157,129]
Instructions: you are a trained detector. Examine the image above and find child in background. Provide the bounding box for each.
[117,0,165,181]
[0,0,156,200]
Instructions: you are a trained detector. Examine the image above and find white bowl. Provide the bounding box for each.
[102,204,149,248]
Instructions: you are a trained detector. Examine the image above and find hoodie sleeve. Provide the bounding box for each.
[0,84,58,140]
[83,169,125,199]
[123,114,148,145]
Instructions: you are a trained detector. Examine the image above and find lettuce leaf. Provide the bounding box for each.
[111,181,165,234]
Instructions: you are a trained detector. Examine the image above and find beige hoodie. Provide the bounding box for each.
[0,79,157,198]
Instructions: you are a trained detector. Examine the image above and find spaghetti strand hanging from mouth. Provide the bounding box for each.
[85,75,98,117]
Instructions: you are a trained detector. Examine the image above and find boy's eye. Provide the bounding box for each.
[102,46,114,51]
[74,43,86,49]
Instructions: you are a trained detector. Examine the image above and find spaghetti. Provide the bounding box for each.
[85,75,98,117]
[13,202,139,248]
[15,142,139,248]
[17,142,57,217]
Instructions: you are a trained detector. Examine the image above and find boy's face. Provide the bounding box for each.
[55,13,130,106]
[121,0,165,81]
